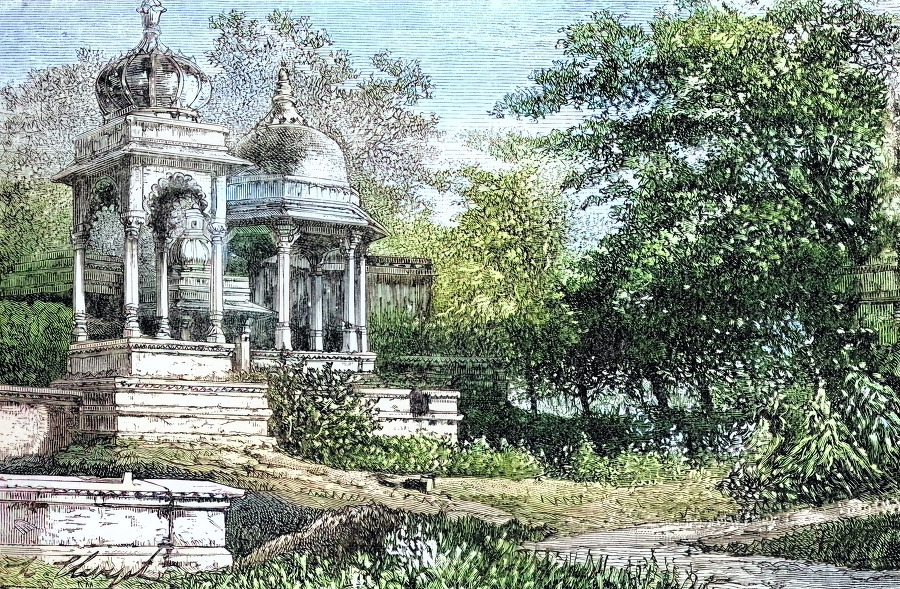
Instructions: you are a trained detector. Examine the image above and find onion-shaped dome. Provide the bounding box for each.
[231,67,350,188]
[95,0,211,122]
[170,209,210,266]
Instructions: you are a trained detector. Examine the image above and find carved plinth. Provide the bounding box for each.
[67,338,236,380]
[53,377,272,443]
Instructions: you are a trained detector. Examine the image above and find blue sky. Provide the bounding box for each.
[0,0,676,135]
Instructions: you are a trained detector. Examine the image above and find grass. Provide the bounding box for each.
[0,514,701,589]
[0,557,155,589]
[437,471,738,535]
[0,439,738,537]
[708,512,900,570]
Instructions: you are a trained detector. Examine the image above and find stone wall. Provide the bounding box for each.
[0,386,79,460]
[0,474,242,576]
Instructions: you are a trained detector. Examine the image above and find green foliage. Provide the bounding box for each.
[723,370,900,513]
[162,513,691,589]
[0,180,71,277]
[333,435,543,480]
[568,435,690,485]
[266,359,376,464]
[711,512,900,570]
[0,300,71,386]
[500,0,900,503]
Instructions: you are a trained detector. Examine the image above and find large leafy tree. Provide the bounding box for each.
[499,0,900,504]
[0,51,103,274]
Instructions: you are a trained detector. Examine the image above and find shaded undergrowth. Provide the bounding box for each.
[706,512,900,570]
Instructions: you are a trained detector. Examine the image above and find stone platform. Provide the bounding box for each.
[67,338,235,380]
[0,473,242,576]
[54,377,271,441]
[52,337,272,443]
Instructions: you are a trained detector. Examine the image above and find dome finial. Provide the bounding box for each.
[137,0,166,49]
[267,64,305,125]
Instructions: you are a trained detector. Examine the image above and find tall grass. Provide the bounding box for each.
[710,512,900,570]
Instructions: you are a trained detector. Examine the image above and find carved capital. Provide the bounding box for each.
[122,213,146,239]
[271,223,301,252]
[70,230,88,250]
[207,221,228,243]
[341,231,361,257]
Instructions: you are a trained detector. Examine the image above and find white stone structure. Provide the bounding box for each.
[0,473,242,576]
[33,0,460,442]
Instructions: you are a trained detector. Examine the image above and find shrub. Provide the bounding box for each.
[266,358,377,463]
[332,435,543,480]
[568,435,690,485]
[721,372,900,515]
[160,512,694,589]
[0,300,71,386]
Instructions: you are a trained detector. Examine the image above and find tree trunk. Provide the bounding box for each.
[577,383,592,417]
[527,381,538,414]
[698,381,713,412]
[648,374,669,411]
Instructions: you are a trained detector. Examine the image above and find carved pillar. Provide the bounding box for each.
[310,254,324,352]
[155,241,171,338]
[122,214,145,338]
[273,224,299,350]
[341,233,360,353]
[207,221,227,343]
[356,244,369,353]
[71,229,89,342]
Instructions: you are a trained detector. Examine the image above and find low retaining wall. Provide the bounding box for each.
[361,388,462,440]
[0,386,79,460]
[0,473,242,576]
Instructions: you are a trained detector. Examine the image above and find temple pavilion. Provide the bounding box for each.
[0,0,461,443]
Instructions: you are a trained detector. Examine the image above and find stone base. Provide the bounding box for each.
[361,388,462,440]
[251,350,377,373]
[0,544,234,577]
[68,338,236,380]
[53,376,271,441]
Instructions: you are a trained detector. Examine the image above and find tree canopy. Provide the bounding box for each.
[498,0,900,506]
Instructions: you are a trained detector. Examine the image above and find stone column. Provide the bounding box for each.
[71,229,89,342]
[122,214,144,338]
[155,242,171,338]
[273,224,299,350]
[356,244,369,353]
[310,255,324,352]
[207,222,227,343]
[341,233,360,353]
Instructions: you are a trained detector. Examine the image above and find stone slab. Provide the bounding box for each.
[67,338,236,380]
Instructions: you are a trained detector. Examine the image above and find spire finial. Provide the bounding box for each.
[138,0,166,35]
[267,64,305,125]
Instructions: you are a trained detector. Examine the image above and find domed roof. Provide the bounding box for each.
[231,68,349,187]
[95,0,211,122]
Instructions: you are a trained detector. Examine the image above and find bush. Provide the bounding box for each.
[266,358,377,463]
[333,435,542,480]
[567,435,690,485]
[0,300,71,386]
[161,512,694,589]
[721,373,900,515]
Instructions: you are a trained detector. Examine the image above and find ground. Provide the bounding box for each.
[5,440,900,588]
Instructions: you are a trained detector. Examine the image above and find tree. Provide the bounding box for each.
[204,9,440,220]
[499,0,900,504]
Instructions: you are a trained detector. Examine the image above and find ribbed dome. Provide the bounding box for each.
[232,68,349,187]
[95,0,211,122]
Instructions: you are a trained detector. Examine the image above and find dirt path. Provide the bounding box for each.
[526,500,900,588]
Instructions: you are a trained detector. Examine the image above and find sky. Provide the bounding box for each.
[4,0,900,227]
[0,0,676,135]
